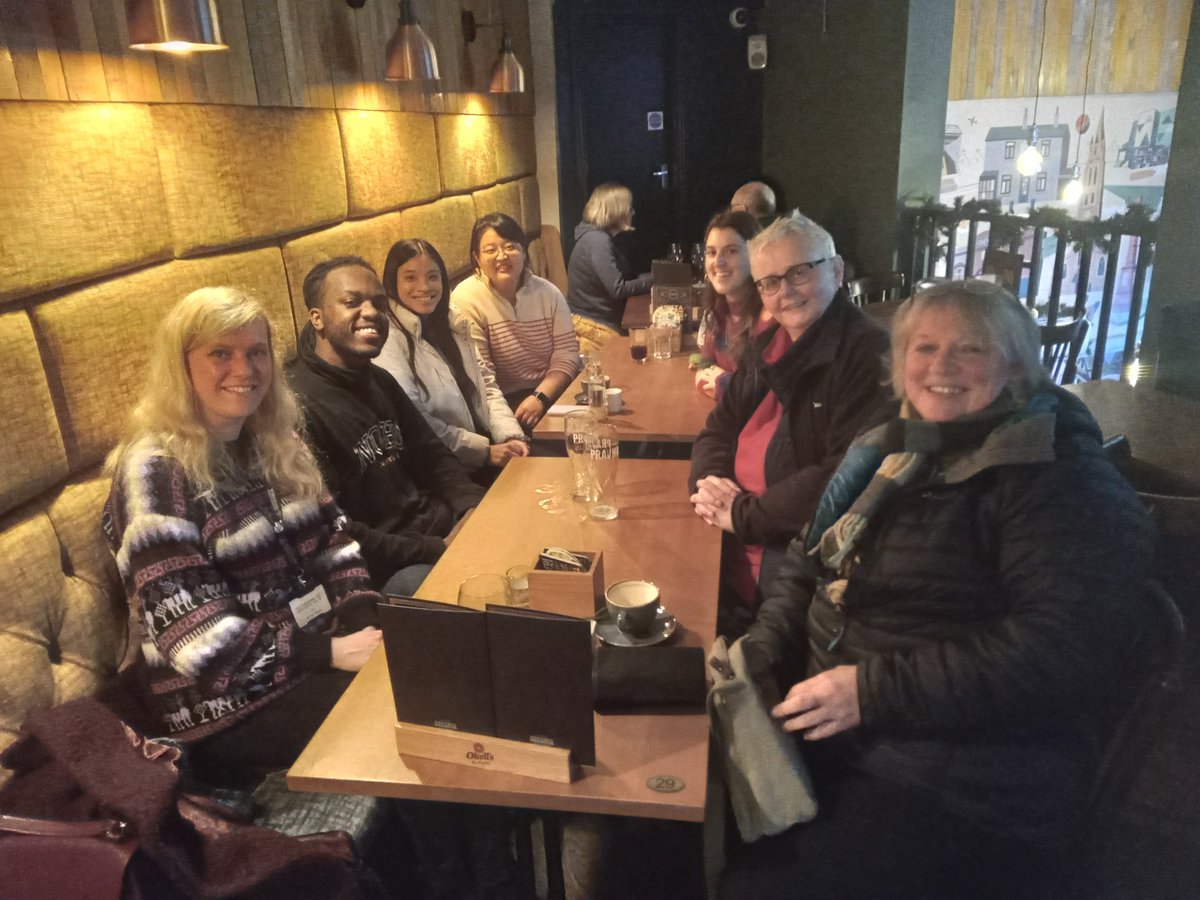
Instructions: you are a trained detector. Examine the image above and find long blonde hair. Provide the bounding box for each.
[107,286,324,500]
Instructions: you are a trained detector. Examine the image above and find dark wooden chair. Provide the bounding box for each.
[1040,316,1089,384]
[846,272,905,307]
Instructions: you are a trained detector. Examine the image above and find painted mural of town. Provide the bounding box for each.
[938,92,1175,379]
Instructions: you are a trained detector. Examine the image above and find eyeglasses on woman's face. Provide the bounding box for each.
[477,240,523,260]
[753,258,829,297]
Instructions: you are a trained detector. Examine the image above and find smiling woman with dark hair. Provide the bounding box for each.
[451,212,582,429]
[376,237,528,474]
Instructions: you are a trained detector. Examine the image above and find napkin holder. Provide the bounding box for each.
[395,723,574,783]
[527,549,605,618]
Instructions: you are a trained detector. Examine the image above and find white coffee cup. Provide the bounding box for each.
[605,387,623,414]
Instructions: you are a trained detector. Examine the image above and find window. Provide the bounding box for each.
[1020,176,1030,195]
[1040,139,1050,157]
[979,176,996,200]
[1036,173,1047,191]
[1004,141,1016,159]
[1000,175,1011,195]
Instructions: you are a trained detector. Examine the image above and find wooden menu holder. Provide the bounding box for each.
[526,549,605,618]
[395,722,574,783]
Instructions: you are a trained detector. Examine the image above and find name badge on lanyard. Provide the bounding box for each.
[290,585,332,629]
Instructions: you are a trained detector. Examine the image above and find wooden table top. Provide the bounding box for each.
[1065,380,1200,491]
[287,458,720,821]
[534,335,715,443]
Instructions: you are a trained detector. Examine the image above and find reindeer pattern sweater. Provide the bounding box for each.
[102,438,380,742]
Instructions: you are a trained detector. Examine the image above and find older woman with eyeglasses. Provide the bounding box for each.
[689,211,890,636]
[450,212,582,429]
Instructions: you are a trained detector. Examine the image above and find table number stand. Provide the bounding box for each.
[395,722,574,783]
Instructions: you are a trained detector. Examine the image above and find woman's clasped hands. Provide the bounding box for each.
[690,474,743,532]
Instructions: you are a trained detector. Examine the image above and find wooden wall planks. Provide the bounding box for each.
[950,0,1193,101]
[0,0,533,115]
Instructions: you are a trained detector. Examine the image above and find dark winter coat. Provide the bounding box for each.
[566,222,653,329]
[689,293,891,588]
[286,324,484,587]
[743,389,1156,843]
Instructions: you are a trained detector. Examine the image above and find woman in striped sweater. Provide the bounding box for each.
[450,212,582,429]
[102,286,382,788]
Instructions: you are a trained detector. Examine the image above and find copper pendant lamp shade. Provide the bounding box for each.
[126,0,227,52]
[385,0,441,81]
[488,33,526,93]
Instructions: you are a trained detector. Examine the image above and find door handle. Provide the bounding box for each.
[652,163,669,189]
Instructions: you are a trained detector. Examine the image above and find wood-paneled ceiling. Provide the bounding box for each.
[950,0,1192,100]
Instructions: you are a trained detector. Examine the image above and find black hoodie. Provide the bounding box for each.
[287,323,485,587]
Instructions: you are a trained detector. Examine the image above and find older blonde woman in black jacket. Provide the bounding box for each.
[720,281,1156,900]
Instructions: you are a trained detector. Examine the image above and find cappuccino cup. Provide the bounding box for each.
[604,579,660,636]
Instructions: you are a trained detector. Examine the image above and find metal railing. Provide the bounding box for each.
[898,203,1158,381]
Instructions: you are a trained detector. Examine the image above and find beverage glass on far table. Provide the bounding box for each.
[650,325,672,360]
[564,410,595,503]
[587,422,620,521]
[630,327,648,363]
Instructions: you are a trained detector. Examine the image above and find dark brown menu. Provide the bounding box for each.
[485,605,596,766]
[378,598,496,737]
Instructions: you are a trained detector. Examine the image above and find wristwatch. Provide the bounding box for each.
[533,390,551,408]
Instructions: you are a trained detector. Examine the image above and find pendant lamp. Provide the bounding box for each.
[385,0,440,82]
[126,0,226,53]
[488,33,526,93]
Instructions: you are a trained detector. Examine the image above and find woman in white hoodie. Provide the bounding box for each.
[376,238,529,476]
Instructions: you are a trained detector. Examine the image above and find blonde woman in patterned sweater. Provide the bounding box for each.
[450,212,582,429]
[103,287,382,789]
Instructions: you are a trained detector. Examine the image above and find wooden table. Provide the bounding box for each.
[1066,380,1200,491]
[534,335,715,444]
[288,457,720,822]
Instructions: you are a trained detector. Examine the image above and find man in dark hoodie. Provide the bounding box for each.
[286,256,485,596]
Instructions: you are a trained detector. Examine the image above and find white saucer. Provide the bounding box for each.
[594,606,677,647]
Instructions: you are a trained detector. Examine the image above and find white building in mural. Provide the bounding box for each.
[977,123,1070,209]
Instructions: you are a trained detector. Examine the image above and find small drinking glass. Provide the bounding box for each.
[630,327,648,363]
[587,375,608,420]
[506,564,532,607]
[458,573,509,609]
[650,325,673,360]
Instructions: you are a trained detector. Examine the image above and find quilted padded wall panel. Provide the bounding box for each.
[435,114,535,193]
[152,105,348,257]
[472,181,523,229]
[32,248,294,470]
[338,110,440,217]
[399,196,479,279]
[0,511,71,759]
[280,212,405,333]
[0,311,69,517]
[0,101,171,304]
[517,175,541,237]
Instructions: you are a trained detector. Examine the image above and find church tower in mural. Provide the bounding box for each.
[1079,109,1107,220]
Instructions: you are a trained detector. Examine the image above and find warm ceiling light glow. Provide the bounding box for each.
[1063,165,1083,204]
[1016,127,1043,177]
[126,0,227,52]
[385,0,440,81]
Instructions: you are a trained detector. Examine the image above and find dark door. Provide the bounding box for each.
[555,0,765,273]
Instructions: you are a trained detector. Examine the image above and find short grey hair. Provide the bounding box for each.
[748,209,836,261]
[889,279,1052,403]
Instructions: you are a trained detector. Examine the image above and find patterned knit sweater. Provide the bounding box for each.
[450,272,582,396]
[102,438,380,742]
